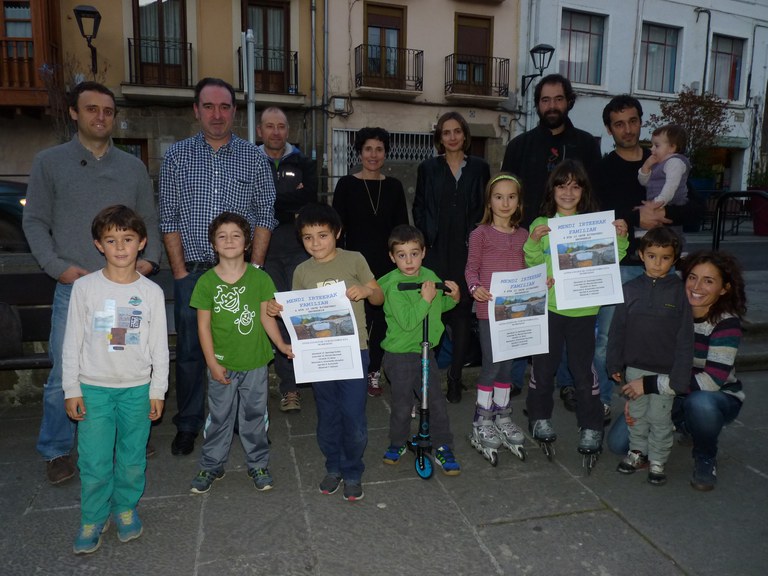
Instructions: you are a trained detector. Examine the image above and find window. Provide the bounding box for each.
[454,15,491,91]
[365,3,405,88]
[559,9,604,85]
[245,1,290,93]
[638,24,678,93]
[709,34,744,100]
[132,0,187,86]
[2,1,32,58]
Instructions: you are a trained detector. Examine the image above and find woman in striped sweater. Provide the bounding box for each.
[607,250,747,491]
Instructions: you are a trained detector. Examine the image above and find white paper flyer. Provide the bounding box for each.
[274,282,363,383]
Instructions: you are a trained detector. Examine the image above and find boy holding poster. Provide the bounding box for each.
[290,203,383,501]
[379,225,462,475]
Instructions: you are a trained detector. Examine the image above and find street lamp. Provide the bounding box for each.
[73,5,102,76]
[520,43,555,97]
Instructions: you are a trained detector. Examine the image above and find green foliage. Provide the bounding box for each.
[748,161,768,189]
[645,85,730,176]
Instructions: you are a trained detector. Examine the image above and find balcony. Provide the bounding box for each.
[122,38,193,101]
[444,53,509,106]
[354,44,423,100]
[235,47,302,107]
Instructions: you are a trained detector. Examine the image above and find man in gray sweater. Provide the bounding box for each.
[23,81,161,485]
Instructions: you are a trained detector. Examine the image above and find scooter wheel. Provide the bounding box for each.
[415,454,433,479]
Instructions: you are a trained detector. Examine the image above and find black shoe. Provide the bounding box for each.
[171,431,197,456]
[446,372,463,404]
[559,386,577,412]
[509,386,522,398]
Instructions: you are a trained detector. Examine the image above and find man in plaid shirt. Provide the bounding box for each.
[159,77,277,456]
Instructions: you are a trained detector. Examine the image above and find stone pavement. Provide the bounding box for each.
[2,368,767,576]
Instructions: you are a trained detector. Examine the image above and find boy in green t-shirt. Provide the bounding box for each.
[189,212,291,494]
[378,225,462,475]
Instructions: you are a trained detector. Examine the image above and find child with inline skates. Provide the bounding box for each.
[379,224,462,475]
[524,160,629,462]
[465,173,528,464]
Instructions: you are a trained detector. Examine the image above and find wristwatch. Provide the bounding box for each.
[251,263,264,270]
[147,261,161,276]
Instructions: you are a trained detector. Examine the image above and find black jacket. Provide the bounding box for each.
[412,154,489,249]
[501,119,601,228]
[261,144,317,225]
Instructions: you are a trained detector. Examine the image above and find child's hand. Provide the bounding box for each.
[640,155,658,174]
[346,284,371,302]
[472,285,491,303]
[65,397,86,421]
[530,224,550,242]
[209,363,231,385]
[277,342,294,358]
[443,280,460,303]
[612,219,629,237]
[621,378,644,400]
[266,298,283,317]
[546,277,555,289]
[611,372,623,383]
[149,399,164,421]
[420,280,436,303]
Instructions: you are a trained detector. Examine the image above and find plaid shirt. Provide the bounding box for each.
[159,132,278,263]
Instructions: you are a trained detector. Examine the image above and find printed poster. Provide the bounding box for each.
[547,210,624,310]
[274,282,363,383]
[487,264,549,362]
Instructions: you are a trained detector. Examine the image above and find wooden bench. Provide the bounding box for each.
[0,271,176,372]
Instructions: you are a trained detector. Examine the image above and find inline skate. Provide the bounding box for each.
[469,408,501,466]
[529,419,557,461]
[578,428,603,475]
[493,406,526,461]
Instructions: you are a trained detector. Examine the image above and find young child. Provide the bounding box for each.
[638,124,691,209]
[524,160,629,454]
[464,173,528,459]
[63,205,169,555]
[379,224,462,475]
[607,226,693,485]
[274,202,383,502]
[189,212,291,494]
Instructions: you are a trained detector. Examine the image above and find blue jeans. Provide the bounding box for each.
[312,350,369,484]
[172,272,207,434]
[606,391,742,460]
[36,282,76,460]
[594,265,645,405]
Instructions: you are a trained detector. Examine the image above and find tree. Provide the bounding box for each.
[645,85,730,176]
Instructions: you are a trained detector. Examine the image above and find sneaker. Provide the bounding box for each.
[171,431,196,456]
[114,509,143,543]
[342,481,364,501]
[47,455,76,485]
[383,444,407,465]
[529,419,557,442]
[190,468,226,494]
[319,473,342,495]
[367,370,383,397]
[617,450,649,474]
[691,456,717,491]
[578,428,603,453]
[509,386,523,398]
[73,519,109,555]
[434,445,461,476]
[249,467,274,491]
[279,391,301,413]
[648,461,667,486]
[560,386,577,412]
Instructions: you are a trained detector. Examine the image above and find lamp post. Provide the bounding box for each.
[520,43,555,97]
[73,5,102,77]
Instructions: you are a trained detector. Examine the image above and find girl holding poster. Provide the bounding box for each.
[523,160,629,461]
[465,173,529,464]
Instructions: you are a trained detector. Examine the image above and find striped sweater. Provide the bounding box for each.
[690,314,744,401]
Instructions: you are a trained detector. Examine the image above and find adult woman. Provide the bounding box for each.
[608,250,747,491]
[333,127,409,397]
[412,112,489,403]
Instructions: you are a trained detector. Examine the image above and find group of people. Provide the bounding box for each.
[21,73,747,556]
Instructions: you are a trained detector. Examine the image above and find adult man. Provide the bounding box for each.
[501,73,601,407]
[502,73,601,228]
[23,81,161,484]
[159,77,277,456]
[257,106,317,412]
[593,95,702,412]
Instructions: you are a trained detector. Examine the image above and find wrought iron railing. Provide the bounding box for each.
[127,38,193,87]
[354,44,423,92]
[237,48,299,94]
[444,53,509,97]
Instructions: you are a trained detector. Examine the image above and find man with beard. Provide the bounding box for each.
[502,74,601,228]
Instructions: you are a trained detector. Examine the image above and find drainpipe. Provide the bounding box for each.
[311,0,317,163]
[694,8,711,94]
[322,0,329,194]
